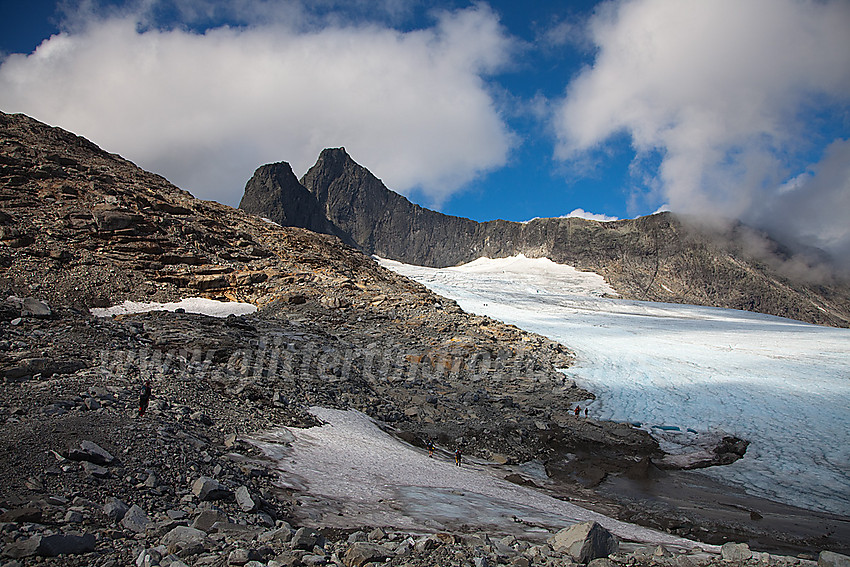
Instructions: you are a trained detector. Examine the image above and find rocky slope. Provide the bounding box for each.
[2,111,847,565]
[241,148,850,327]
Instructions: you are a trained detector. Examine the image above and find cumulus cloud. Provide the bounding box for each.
[554,0,850,263]
[0,1,516,206]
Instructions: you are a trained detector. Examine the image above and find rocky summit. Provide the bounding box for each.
[2,110,848,566]
[241,148,850,327]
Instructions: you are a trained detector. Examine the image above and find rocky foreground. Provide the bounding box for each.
[1,111,848,566]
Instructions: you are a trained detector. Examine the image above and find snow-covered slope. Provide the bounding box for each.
[378,256,850,517]
[252,408,716,549]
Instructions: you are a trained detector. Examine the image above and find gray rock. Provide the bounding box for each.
[121,504,150,533]
[64,509,84,523]
[209,521,260,539]
[548,521,619,563]
[4,532,96,558]
[67,440,115,465]
[235,485,256,512]
[291,527,321,550]
[81,460,110,478]
[721,543,753,562]
[103,497,129,521]
[20,297,51,318]
[0,506,42,523]
[160,526,208,554]
[820,551,850,567]
[259,525,293,544]
[342,542,391,567]
[192,476,233,501]
[228,548,261,566]
[192,509,227,532]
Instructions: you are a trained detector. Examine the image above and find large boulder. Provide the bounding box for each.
[819,551,850,567]
[161,526,208,554]
[235,485,256,512]
[720,543,753,562]
[120,504,150,533]
[191,509,228,532]
[342,542,392,567]
[3,533,96,558]
[67,440,115,465]
[548,521,619,564]
[192,476,233,501]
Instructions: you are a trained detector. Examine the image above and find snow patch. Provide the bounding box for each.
[251,407,714,549]
[90,297,257,318]
[378,255,617,298]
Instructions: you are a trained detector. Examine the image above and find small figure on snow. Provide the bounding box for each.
[139,380,152,416]
[427,439,434,458]
[584,407,589,418]
[455,447,462,467]
[574,405,581,417]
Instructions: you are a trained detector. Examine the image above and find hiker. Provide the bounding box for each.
[574,405,581,417]
[139,381,152,416]
[584,407,589,418]
[427,439,434,458]
[455,447,462,466]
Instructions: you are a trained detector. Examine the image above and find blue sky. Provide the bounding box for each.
[1,0,849,262]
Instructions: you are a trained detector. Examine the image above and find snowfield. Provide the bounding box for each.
[252,408,716,549]
[378,255,850,517]
[90,297,257,318]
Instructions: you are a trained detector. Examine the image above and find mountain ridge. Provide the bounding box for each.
[239,147,850,327]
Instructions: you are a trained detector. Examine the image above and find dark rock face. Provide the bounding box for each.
[242,147,850,327]
[238,161,355,247]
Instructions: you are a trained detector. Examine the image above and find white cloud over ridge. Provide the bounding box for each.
[0,2,516,206]
[554,0,850,263]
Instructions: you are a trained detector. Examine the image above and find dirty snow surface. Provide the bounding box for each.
[378,256,850,517]
[90,297,257,318]
[252,408,712,548]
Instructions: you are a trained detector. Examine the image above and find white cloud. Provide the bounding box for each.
[553,0,850,261]
[0,2,516,207]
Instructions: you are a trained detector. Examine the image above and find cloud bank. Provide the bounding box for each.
[0,1,516,206]
[554,0,850,264]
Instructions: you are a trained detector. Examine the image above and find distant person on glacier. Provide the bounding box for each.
[574,405,581,417]
[427,439,434,458]
[455,447,462,466]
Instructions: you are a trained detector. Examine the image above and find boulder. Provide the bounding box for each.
[720,543,753,562]
[0,506,42,523]
[160,526,208,552]
[103,497,129,521]
[342,542,392,567]
[548,521,619,563]
[258,525,293,544]
[291,527,321,550]
[121,504,150,533]
[192,476,233,501]
[191,509,227,532]
[67,440,115,465]
[819,551,850,567]
[21,297,51,318]
[3,533,96,558]
[81,461,110,478]
[235,485,257,512]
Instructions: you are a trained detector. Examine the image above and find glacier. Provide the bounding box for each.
[377,255,850,517]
